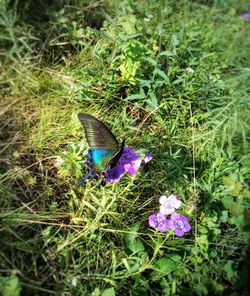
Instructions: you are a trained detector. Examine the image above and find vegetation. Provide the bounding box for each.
[0,0,250,295]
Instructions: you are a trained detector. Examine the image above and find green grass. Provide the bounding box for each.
[1,0,250,295]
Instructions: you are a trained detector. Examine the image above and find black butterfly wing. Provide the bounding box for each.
[78,113,119,150]
[109,138,125,169]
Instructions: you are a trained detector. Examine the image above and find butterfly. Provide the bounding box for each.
[77,113,125,186]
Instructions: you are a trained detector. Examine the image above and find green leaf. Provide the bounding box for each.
[222,196,234,210]
[119,59,139,84]
[172,78,184,84]
[158,50,175,57]
[220,210,229,222]
[196,235,208,254]
[127,92,145,101]
[223,260,236,281]
[123,224,140,247]
[143,56,157,66]
[153,69,170,83]
[0,276,21,296]
[126,259,141,273]
[229,202,244,216]
[171,34,179,47]
[194,284,208,296]
[130,238,145,255]
[91,288,101,296]
[138,79,151,88]
[154,254,182,276]
[222,196,244,220]
[121,14,137,34]
[146,91,158,110]
[230,214,245,228]
[231,182,242,196]
[223,176,235,187]
[223,176,242,196]
[123,224,146,257]
[102,287,115,296]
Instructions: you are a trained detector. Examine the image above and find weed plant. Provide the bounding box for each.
[0,0,250,295]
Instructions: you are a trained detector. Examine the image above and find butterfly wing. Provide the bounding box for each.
[91,148,118,172]
[78,113,121,174]
[109,139,125,169]
[78,113,119,150]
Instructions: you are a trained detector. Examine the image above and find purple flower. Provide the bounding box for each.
[159,194,182,215]
[241,12,250,20]
[144,152,153,163]
[104,146,152,182]
[168,213,191,237]
[118,146,142,175]
[118,146,141,166]
[105,165,125,183]
[124,158,142,175]
[148,212,170,232]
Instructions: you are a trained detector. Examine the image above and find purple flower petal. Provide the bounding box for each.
[174,228,185,237]
[103,146,147,182]
[183,219,191,232]
[168,213,191,237]
[118,146,141,166]
[157,220,170,232]
[124,158,142,175]
[241,12,250,20]
[148,212,170,232]
[148,214,158,228]
[105,165,125,183]
[144,152,153,163]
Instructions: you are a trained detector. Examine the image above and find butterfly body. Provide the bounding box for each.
[77,113,124,186]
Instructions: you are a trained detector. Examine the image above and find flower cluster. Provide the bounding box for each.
[148,194,191,237]
[105,147,152,183]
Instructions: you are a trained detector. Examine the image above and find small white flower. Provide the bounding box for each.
[186,67,194,74]
[159,194,182,215]
[144,14,153,22]
[71,276,77,287]
[54,156,64,167]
